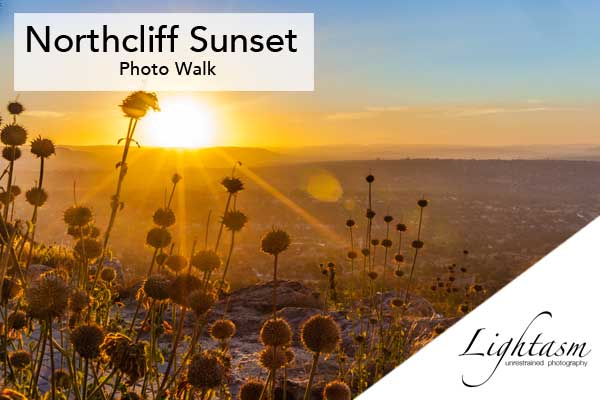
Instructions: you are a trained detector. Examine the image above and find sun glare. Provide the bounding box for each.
[143,96,216,148]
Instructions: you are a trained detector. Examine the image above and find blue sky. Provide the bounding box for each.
[0,0,599,146]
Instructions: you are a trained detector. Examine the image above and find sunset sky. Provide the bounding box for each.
[1,0,600,147]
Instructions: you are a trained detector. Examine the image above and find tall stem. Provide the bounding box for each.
[218,231,235,294]
[303,352,320,400]
[272,254,279,319]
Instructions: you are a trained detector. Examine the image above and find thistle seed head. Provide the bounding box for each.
[187,351,226,390]
[239,380,265,400]
[221,176,244,194]
[68,288,90,313]
[165,254,188,273]
[145,227,172,249]
[100,266,117,282]
[259,318,292,347]
[2,146,20,161]
[258,346,287,371]
[74,238,103,260]
[7,310,27,331]
[168,274,203,307]
[261,229,291,256]
[300,314,341,354]
[191,250,221,272]
[71,324,105,359]
[120,91,159,119]
[187,289,217,316]
[209,319,236,341]
[26,273,68,320]
[143,274,172,301]
[152,208,176,228]
[9,350,31,370]
[1,124,27,146]
[25,187,48,207]
[323,380,351,400]
[222,210,248,232]
[30,136,56,158]
[7,101,24,116]
[64,206,93,227]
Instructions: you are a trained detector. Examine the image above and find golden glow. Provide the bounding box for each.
[305,170,343,202]
[142,96,216,148]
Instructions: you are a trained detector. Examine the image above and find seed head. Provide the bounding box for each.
[396,223,407,232]
[383,215,393,223]
[345,219,355,228]
[261,229,291,256]
[2,146,20,161]
[391,298,404,308]
[64,206,93,227]
[143,274,172,301]
[347,251,358,260]
[381,239,392,248]
[411,240,424,249]
[26,273,68,320]
[120,91,159,119]
[53,369,71,390]
[101,333,147,382]
[71,324,105,359]
[258,346,287,370]
[68,288,90,313]
[25,187,48,207]
[360,248,370,257]
[145,227,172,249]
[394,270,404,278]
[367,271,378,280]
[7,101,24,116]
[1,124,27,146]
[8,311,27,330]
[222,210,248,232]
[191,250,221,272]
[187,351,226,390]
[365,209,376,219]
[153,208,175,228]
[30,136,56,158]
[417,199,429,208]
[221,176,244,194]
[165,254,188,273]
[259,318,292,347]
[239,380,265,400]
[187,289,217,316]
[1,277,22,304]
[168,274,203,307]
[394,254,404,263]
[156,253,168,266]
[323,380,351,400]
[101,267,117,282]
[74,238,103,260]
[9,350,31,369]
[300,314,341,354]
[365,174,375,183]
[209,319,236,341]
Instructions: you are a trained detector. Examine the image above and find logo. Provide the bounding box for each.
[459,311,591,387]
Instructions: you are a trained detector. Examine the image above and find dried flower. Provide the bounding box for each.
[30,136,56,158]
[261,229,291,256]
[68,288,90,313]
[146,227,172,249]
[300,314,341,354]
[64,205,93,227]
[209,319,236,341]
[168,274,204,307]
[25,187,48,207]
[26,273,68,320]
[1,124,27,146]
[258,346,287,370]
[74,238,103,260]
[101,266,117,282]
[7,310,27,330]
[165,254,187,273]
[2,146,20,161]
[221,177,244,194]
[187,289,217,316]
[120,91,159,119]
[345,219,355,228]
[259,318,292,347]
[1,277,22,303]
[239,380,265,400]
[7,101,24,116]
[323,381,351,400]
[71,324,105,359]
[9,350,31,369]
[143,274,172,301]
[153,208,176,228]
[191,250,221,272]
[187,351,226,390]
[222,210,248,232]
[417,199,428,208]
[53,369,71,390]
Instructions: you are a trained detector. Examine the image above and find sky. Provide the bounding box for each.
[1,0,600,147]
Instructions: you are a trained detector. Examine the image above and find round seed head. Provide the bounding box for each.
[145,227,172,249]
[100,267,117,282]
[191,250,221,272]
[323,380,351,400]
[71,324,104,359]
[30,136,56,158]
[381,239,392,248]
[26,273,68,320]
[68,288,90,313]
[365,209,376,219]
[120,91,159,119]
[25,187,48,207]
[259,318,292,347]
[383,215,393,223]
[7,101,24,115]
[222,210,248,232]
[209,319,236,341]
[261,229,291,256]
[300,314,341,354]
[64,206,93,227]
[367,271,378,280]
[360,248,370,257]
[411,240,424,249]
[258,346,287,370]
[152,208,176,227]
[187,351,226,390]
[347,251,358,260]
[1,124,27,146]
[74,238,102,260]
[2,146,21,161]
[345,219,355,228]
[1,277,22,303]
[394,269,404,278]
[394,254,404,263]
[417,199,429,208]
[365,174,375,183]
[165,254,187,272]
[168,274,203,307]
[8,311,27,330]
[187,289,217,316]
[143,274,172,301]
[9,350,31,369]
[239,380,265,400]
[156,253,168,266]
[221,176,244,194]
[53,369,71,390]
[396,223,407,232]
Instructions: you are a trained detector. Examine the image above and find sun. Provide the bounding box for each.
[142,96,216,148]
